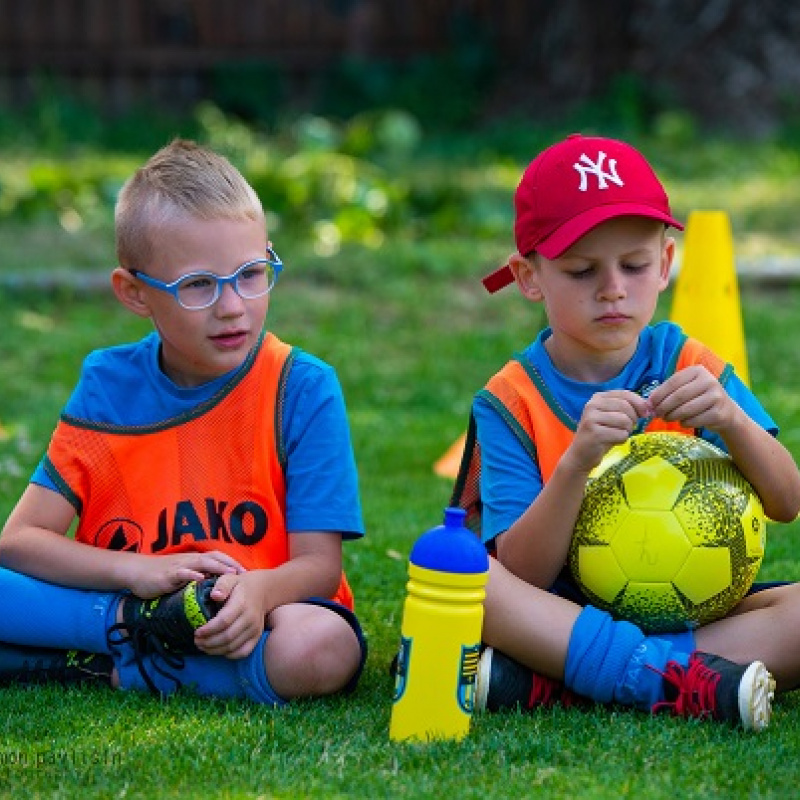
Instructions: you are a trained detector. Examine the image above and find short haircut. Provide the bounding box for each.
[115,139,264,270]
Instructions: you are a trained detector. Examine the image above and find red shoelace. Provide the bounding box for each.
[528,674,584,709]
[651,655,720,719]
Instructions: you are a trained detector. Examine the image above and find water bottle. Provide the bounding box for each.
[389,507,490,742]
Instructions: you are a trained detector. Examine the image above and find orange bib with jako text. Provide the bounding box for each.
[483,335,728,483]
[43,333,354,609]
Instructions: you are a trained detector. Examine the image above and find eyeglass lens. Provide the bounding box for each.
[176,261,275,308]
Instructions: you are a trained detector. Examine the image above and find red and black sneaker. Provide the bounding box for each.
[475,647,585,712]
[0,642,113,687]
[653,651,775,732]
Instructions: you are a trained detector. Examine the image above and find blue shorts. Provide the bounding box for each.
[550,575,791,610]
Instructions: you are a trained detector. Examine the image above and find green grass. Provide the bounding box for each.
[1,231,800,798]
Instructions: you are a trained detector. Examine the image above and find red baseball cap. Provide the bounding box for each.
[482,134,684,293]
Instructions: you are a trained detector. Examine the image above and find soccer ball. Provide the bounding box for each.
[568,432,766,633]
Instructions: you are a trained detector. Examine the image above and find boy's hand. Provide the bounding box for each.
[569,389,651,473]
[122,550,244,599]
[648,366,736,432]
[193,571,269,659]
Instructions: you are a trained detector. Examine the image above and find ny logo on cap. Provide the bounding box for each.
[573,151,624,192]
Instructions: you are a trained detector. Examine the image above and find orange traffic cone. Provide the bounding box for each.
[433,433,466,479]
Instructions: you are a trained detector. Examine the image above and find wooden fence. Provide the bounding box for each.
[0,0,534,109]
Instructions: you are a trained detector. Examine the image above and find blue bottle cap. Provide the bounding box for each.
[409,507,489,573]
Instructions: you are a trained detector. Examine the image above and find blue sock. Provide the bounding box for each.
[114,632,286,707]
[565,605,644,703]
[614,629,695,710]
[0,566,117,653]
[564,606,695,709]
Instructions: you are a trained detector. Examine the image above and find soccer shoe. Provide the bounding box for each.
[0,642,113,687]
[116,577,222,656]
[475,647,584,712]
[654,651,775,732]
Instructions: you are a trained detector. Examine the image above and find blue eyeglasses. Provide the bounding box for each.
[129,248,283,310]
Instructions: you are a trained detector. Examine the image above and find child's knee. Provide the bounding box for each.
[266,606,362,697]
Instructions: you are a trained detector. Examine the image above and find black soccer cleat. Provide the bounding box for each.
[475,647,585,712]
[654,651,775,731]
[0,642,113,687]
[117,576,222,656]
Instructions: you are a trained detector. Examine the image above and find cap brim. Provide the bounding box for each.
[483,205,683,294]
[482,264,515,293]
[537,204,684,260]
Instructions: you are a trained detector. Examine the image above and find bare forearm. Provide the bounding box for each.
[251,552,342,615]
[720,413,800,522]
[0,525,135,591]
[496,456,590,588]
[229,531,346,621]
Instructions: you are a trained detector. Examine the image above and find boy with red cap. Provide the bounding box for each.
[454,134,800,730]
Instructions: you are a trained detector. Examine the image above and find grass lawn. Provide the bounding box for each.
[0,228,800,799]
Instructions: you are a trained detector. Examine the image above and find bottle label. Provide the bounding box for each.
[392,635,411,703]
[457,643,482,713]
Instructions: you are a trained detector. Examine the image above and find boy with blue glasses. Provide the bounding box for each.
[0,139,366,704]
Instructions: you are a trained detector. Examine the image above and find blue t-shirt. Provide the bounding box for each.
[475,321,777,546]
[32,331,364,539]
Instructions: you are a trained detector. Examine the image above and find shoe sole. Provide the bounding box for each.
[475,647,493,713]
[738,660,775,732]
[183,579,217,630]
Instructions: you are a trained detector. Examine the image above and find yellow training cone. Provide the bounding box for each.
[670,210,750,385]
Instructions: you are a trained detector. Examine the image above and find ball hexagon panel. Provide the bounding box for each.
[569,432,766,633]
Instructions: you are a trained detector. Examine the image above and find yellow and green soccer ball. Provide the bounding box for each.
[568,432,766,633]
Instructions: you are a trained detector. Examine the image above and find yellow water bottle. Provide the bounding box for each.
[389,507,489,742]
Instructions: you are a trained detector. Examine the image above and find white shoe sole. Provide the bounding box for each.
[739,660,775,732]
[475,647,494,713]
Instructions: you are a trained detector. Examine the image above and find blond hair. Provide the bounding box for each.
[115,139,264,270]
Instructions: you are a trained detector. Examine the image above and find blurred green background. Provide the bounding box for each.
[3,0,800,278]
[3,3,800,798]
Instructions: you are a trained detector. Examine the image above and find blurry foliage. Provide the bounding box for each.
[3,68,800,264]
[0,97,517,260]
[208,60,288,125]
[314,43,497,129]
[281,14,496,130]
